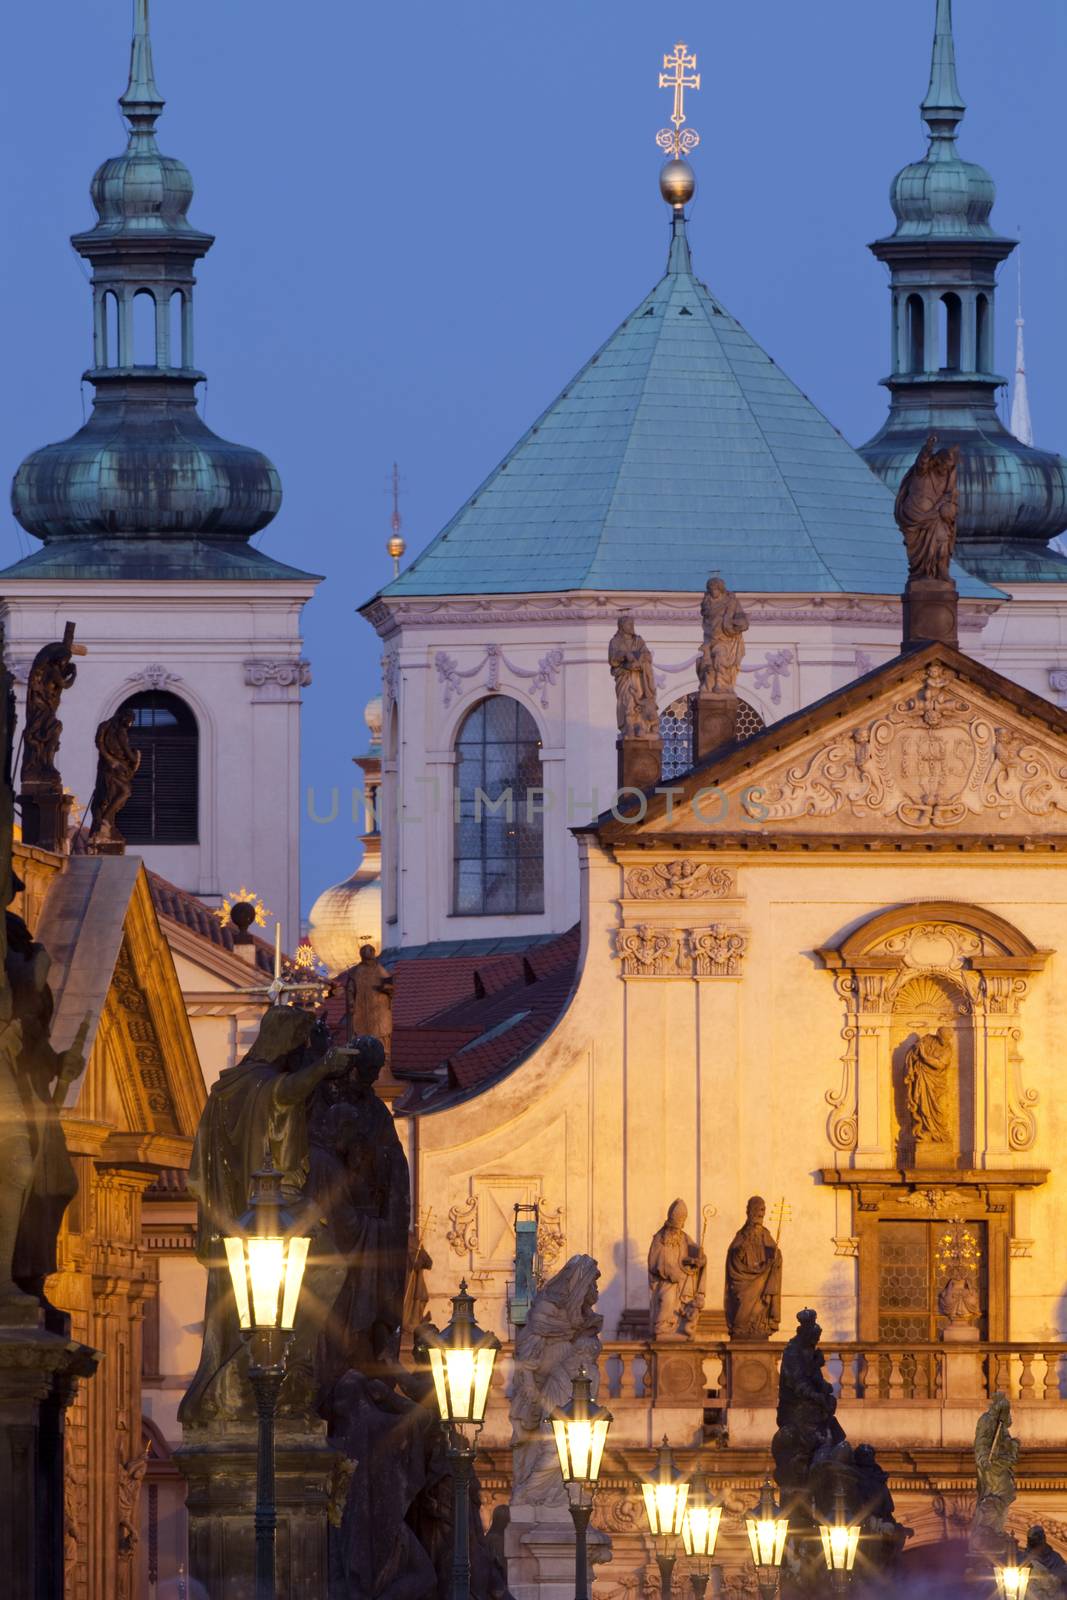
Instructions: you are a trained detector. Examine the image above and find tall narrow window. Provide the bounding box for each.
[941,293,962,370]
[906,295,925,373]
[115,691,199,845]
[168,291,184,368]
[453,696,544,915]
[132,290,157,367]
[976,294,991,371]
[104,291,120,367]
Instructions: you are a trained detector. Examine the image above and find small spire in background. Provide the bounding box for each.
[387,463,406,577]
[1010,247,1033,447]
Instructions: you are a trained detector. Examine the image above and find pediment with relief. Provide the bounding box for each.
[628,655,1067,840]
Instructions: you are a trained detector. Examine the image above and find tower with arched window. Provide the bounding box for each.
[2,0,316,933]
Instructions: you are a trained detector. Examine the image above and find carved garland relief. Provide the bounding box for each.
[742,662,1067,831]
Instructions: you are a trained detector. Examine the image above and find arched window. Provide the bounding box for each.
[115,691,199,845]
[453,695,543,916]
[661,694,766,781]
[906,295,925,373]
[940,293,962,371]
[132,290,157,367]
[168,291,183,369]
[104,291,120,367]
[976,293,991,371]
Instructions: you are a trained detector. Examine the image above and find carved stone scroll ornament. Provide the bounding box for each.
[124,663,182,693]
[624,861,736,899]
[243,659,312,689]
[446,1194,479,1257]
[744,662,1067,830]
[535,1201,565,1274]
[689,924,748,977]
[616,925,683,976]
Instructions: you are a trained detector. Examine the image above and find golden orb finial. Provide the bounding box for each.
[656,42,700,211]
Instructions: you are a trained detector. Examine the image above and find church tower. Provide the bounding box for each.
[3,0,317,934]
[859,0,1067,580]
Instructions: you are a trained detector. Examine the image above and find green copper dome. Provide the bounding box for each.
[8,0,285,561]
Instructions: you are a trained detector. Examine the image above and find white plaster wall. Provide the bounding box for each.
[2,578,315,939]
[408,845,1067,1355]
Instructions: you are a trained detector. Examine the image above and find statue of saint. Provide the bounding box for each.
[344,944,394,1062]
[0,911,88,1318]
[22,623,85,788]
[904,1026,953,1145]
[697,576,749,694]
[725,1195,783,1339]
[971,1392,1019,1555]
[648,1200,706,1340]
[307,1034,409,1387]
[180,1007,355,1426]
[510,1255,602,1506]
[939,1272,981,1328]
[609,616,659,738]
[894,433,961,582]
[87,709,141,851]
[771,1308,845,1495]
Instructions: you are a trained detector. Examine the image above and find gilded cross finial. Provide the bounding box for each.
[656,41,700,159]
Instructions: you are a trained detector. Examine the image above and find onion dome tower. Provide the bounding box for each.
[8,0,289,577]
[859,0,1067,582]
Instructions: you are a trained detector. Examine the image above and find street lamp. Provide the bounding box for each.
[818,1484,861,1593]
[642,1437,690,1597]
[745,1479,789,1600]
[224,1162,312,1600]
[994,1539,1031,1600]
[681,1471,723,1600]
[551,1365,613,1600]
[425,1281,501,1600]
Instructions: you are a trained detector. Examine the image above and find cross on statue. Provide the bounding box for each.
[656,41,701,160]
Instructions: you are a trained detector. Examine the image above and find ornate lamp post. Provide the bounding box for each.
[551,1365,613,1600]
[223,1163,312,1600]
[994,1539,1031,1600]
[745,1479,789,1600]
[425,1281,501,1600]
[818,1484,861,1593]
[642,1437,690,1596]
[681,1471,723,1600]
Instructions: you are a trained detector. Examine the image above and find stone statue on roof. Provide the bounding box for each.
[345,944,393,1064]
[648,1200,706,1340]
[609,616,659,738]
[22,623,85,789]
[895,433,960,582]
[698,576,749,694]
[87,709,141,853]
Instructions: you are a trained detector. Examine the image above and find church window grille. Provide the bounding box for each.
[115,691,199,845]
[877,1218,987,1345]
[660,694,766,781]
[453,695,544,916]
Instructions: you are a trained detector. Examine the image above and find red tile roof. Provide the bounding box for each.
[148,873,275,975]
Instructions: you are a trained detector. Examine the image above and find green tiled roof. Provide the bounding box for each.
[382,218,997,600]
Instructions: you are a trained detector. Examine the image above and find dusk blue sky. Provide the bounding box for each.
[2,1,1065,916]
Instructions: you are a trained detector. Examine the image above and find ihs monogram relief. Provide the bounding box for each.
[744,662,1067,830]
[623,861,736,899]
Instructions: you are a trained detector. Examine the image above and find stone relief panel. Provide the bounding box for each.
[434,644,564,710]
[742,662,1067,833]
[623,861,736,899]
[616,925,685,976]
[616,922,748,978]
[689,924,748,977]
[446,1178,565,1279]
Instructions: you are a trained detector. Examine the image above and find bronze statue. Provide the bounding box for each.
[21,622,85,787]
[179,1007,356,1426]
[1024,1528,1067,1600]
[510,1255,602,1506]
[307,1034,409,1387]
[344,944,394,1061]
[971,1392,1020,1556]
[648,1200,706,1340]
[771,1308,845,1496]
[697,576,749,694]
[725,1195,783,1339]
[895,433,961,582]
[87,709,141,852]
[0,911,88,1319]
[609,616,659,738]
[904,1026,953,1145]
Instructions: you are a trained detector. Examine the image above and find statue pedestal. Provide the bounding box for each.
[177,1424,341,1600]
[17,786,72,853]
[0,1315,98,1600]
[505,1502,611,1600]
[726,1340,779,1408]
[941,1323,982,1401]
[616,736,662,793]
[690,692,738,763]
[903,576,959,649]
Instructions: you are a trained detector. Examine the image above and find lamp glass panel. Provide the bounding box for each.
[471,1345,496,1422]
[588,1417,609,1482]
[444,1347,476,1422]
[247,1237,286,1328]
[280,1236,310,1330]
[684,1503,722,1559]
[428,1348,450,1421]
[224,1237,251,1329]
[552,1418,571,1480]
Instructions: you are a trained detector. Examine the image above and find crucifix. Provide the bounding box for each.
[656,41,701,160]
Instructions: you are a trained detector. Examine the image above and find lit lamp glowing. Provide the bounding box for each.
[681,1471,723,1600]
[223,1163,313,1600]
[994,1539,1031,1600]
[818,1485,861,1592]
[425,1282,501,1600]
[745,1480,789,1600]
[552,1366,613,1600]
[642,1437,690,1597]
